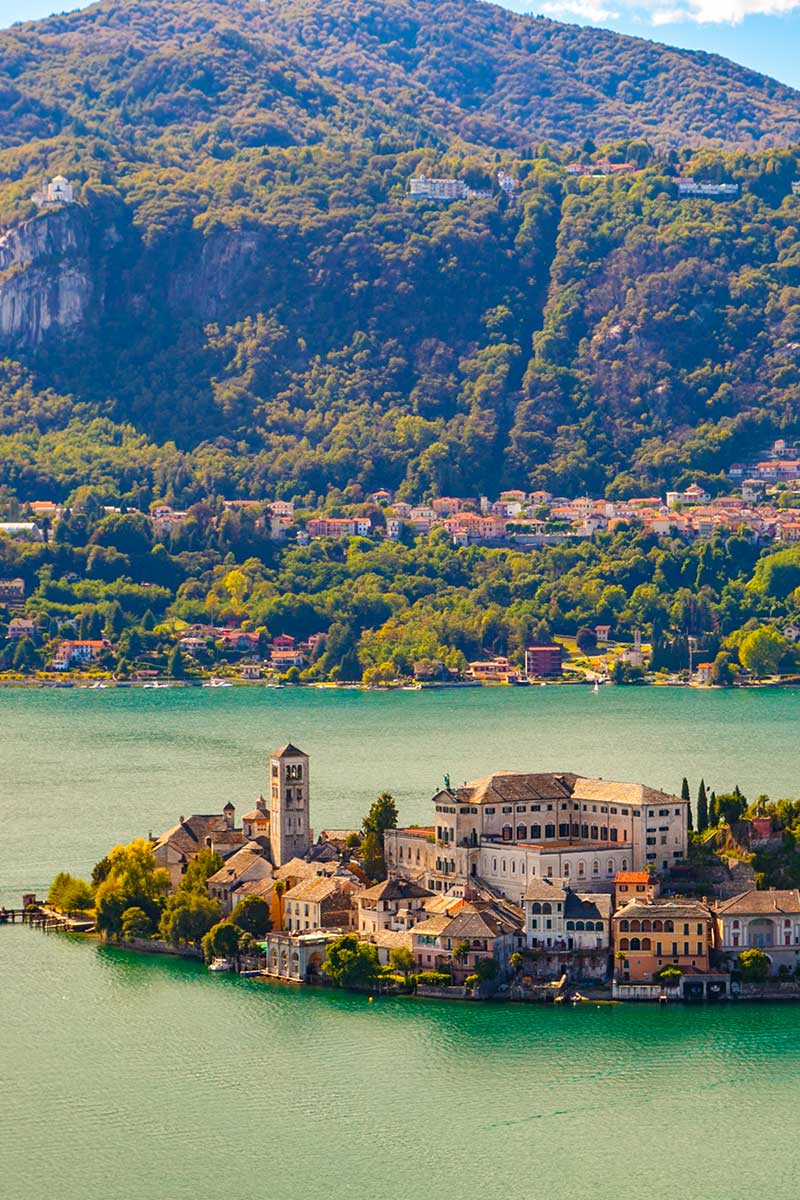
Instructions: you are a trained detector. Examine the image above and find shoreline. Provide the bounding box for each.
[7,922,797,1007]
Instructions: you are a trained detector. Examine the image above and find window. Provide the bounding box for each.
[592,860,599,876]
[564,863,570,876]
[559,823,570,838]
[607,860,614,875]
[619,937,629,951]
[532,824,541,839]
[581,824,589,838]
[502,806,512,814]
[517,825,527,840]
[591,826,599,839]
[630,937,641,950]
[502,825,512,842]
[542,903,552,914]
[601,827,608,840]
[578,861,585,877]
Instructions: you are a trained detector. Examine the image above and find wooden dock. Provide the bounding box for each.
[0,906,95,933]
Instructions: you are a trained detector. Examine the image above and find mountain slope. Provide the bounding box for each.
[1,0,800,503]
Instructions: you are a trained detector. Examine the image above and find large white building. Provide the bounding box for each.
[386,770,688,905]
[32,175,75,207]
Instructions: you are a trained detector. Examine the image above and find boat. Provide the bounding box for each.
[209,957,233,972]
[593,680,599,694]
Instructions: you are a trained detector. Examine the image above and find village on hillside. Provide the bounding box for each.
[5,438,800,685]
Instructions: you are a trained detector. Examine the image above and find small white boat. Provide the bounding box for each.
[593,680,599,694]
[209,957,233,972]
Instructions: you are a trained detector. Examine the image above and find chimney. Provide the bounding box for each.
[179,815,185,824]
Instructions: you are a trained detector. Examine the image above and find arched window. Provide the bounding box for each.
[630,937,641,951]
[653,920,663,932]
[664,920,674,932]
[600,826,608,840]
[563,863,570,876]
[566,920,575,930]
[502,825,512,842]
[575,920,585,930]
[621,858,629,871]
[542,903,552,915]
[581,824,589,838]
[619,937,629,951]
[545,824,556,838]
[578,861,585,877]
[559,823,570,838]
[642,920,651,932]
[531,902,542,914]
[619,919,629,931]
[592,860,600,876]
[591,825,599,839]
[630,920,641,932]
[511,860,516,873]
[517,825,527,840]
[532,824,541,839]
[607,860,614,875]
[641,938,652,951]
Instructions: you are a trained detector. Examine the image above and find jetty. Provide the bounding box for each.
[0,902,95,933]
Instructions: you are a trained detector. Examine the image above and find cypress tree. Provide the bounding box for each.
[697,779,708,832]
[681,777,693,831]
[709,790,718,826]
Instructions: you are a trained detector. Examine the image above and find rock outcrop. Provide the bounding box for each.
[0,207,101,349]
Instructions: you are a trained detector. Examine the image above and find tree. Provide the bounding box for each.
[697,779,708,833]
[681,777,693,831]
[453,940,471,972]
[121,906,153,939]
[231,895,272,937]
[739,626,786,678]
[167,645,185,679]
[575,626,597,654]
[388,945,415,981]
[91,855,111,887]
[179,848,223,893]
[738,948,770,982]
[47,872,94,912]
[273,879,287,929]
[159,892,222,947]
[359,831,386,882]
[509,951,523,976]
[363,792,399,840]
[474,957,499,983]
[94,838,170,937]
[322,933,379,988]
[715,791,747,825]
[201,920,242,962]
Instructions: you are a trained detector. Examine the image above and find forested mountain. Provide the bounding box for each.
[2,0,800,503]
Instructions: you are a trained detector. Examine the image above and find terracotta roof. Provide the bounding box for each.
[274,857,317,882]
[615,871,651,884]
[242,809,268,821]
[715,889,800,916]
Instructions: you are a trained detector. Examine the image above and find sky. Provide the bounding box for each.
[0,0,799,89]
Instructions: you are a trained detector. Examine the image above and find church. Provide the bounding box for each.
[152,742,313,890]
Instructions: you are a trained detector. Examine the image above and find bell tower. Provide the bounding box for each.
[269,743,311,866]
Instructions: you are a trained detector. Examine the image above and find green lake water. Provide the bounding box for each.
[3,685,800,1199]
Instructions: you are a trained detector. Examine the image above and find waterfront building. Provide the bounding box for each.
[524,644,563,678]
[714,889,800,974]
[261,930,336,981]
[613,897,714,982]
[52,638,109,670]
[386,771,688,902]
[467,655,518,682]
[523,878,610,951]
[411,899,523,980]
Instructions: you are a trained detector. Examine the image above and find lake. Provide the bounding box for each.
[2,685,800,1199]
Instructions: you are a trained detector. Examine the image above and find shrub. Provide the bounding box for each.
[416,970,453,986]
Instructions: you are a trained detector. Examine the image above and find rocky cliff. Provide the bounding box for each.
[0,207,106,349]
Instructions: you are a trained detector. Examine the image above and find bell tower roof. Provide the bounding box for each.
[272,742,306,759]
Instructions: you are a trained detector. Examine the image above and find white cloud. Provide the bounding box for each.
[538,0,800,23]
